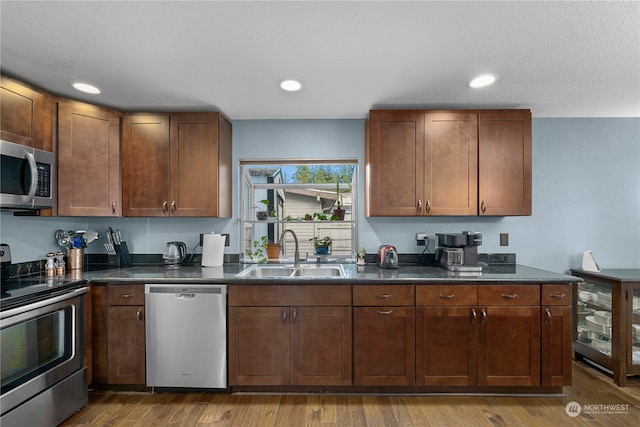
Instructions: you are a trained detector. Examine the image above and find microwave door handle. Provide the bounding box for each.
[24,151,38,203]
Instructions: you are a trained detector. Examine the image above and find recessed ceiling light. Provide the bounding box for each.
[279,79,302,92]
[72,82,101,94]
[468,74,497,89]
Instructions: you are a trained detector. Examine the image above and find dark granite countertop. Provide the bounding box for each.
[78,263,579,284]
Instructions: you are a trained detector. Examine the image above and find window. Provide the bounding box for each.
[240,160,358,262]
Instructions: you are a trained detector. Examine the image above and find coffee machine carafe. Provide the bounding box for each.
[435,231,483,272]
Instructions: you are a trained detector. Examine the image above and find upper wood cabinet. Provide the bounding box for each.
[478,111,532,216]
[122,112,232,217]
[0,75,53,151]
[57,99,121,216]
[365,109,531,217]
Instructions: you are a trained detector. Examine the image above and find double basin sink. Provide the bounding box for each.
[236,264,346,278]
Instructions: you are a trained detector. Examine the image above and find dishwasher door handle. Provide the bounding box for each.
[176,293,196,299]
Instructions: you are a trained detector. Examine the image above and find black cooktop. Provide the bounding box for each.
[1,275,87,311]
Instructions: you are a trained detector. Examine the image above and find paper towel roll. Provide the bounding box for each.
[202,234,226,267]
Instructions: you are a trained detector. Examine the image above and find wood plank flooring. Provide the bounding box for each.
[62,362,640,426]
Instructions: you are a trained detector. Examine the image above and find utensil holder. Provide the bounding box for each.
[67,248,84,270]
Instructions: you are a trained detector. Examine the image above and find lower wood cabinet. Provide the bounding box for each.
[417,284,545,388]
[228,285,352,386]
[541,284,573,386]
[106,284,145,385]
[353,285,415,385]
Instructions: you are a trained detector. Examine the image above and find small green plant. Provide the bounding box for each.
[313,212,329,221]
[310,236,333,247]
[359,245,366,258]
[246,236,268,263]
[258,199,277,217]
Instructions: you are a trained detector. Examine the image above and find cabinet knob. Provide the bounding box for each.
[426,200,431,214]
[282,309,288,323]
[162,201,168,214]
[470,308,477,325]
[544,308,552,325]
[171,200,177,214]
[417,200,422,214]
[481,200,487,213]
[112,201,116,214]
[136,308,143,324]
[480,308,487,325]
[292,307,297,323]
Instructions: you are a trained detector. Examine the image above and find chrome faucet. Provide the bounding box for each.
[279,229,300,268]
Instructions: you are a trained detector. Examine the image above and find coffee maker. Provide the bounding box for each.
[435,231,483,272]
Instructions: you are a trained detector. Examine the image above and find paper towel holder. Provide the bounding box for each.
[582,250,601,272]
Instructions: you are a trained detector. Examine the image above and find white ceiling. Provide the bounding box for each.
[1,1,639,119]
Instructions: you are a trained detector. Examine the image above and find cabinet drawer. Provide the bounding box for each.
[229,285,351,306]
[108,284,144,305]
[416,285,477,306]
[478,285,539,306]
[353,285,414,306]
[541,284,572,305]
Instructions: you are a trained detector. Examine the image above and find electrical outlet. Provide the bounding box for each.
[199,233,204,246]
[500,233,509,246]
[416,232,427,246]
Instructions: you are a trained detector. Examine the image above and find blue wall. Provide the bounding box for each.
[1,118,638,274]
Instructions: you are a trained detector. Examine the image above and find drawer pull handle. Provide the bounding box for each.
[292,307,297,323]
[119,293,134,298]
[470,308,477,325]
[417,200,422,214]
[544,308,551,325]
[162,201,168,214]
[480,308,487,325]
[439,293,455,299]
[548,293,566,298]
[282,309,287,323]
[136,308,142,324]
[500,293,518,299]
[377,310,393,315]
[376,293,392,299]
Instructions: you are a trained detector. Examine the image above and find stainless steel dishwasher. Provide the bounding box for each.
[145,283,227,389]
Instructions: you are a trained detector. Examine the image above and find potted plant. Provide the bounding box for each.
[255,199,276,220]
[332,182,348,220]
[246,236,268,263]
[266,241,281,259]
[310,236,332,255]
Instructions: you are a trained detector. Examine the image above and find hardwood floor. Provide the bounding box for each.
[62,362,639,426]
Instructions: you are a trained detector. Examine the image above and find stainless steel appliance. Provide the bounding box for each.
[1,249,88,427]
[162,241,187,268]
[0,140,55,210]
[377,245,398,269]
[145,283,227,389]
[435,231,483,272]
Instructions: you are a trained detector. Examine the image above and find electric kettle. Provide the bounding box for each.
[377,245,398,269]
[163,241,187,268]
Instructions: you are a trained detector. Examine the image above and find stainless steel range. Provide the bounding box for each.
[1,244,88,426]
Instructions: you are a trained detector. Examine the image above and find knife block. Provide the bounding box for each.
[108,242,132,267]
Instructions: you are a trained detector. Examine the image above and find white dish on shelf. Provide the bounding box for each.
[591,338,611,355]
[579,291,596,303]
[597,291,612,305]
[593,310,612,326]
[586,316,611,336]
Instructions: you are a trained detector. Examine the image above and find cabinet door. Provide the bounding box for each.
[122,114,170,216]
[170,113,223,216]
[228,307,289,386]
[366,110,424,216]
[478,110,532,216]
[1,75,53,150]
[107,305,145,384]
[542,306,573,386]
[290,306,352,386]
[416,307,477,386]
[354,307,415,385]
[478,306,540,386]
[424,112,478,215]
[57,99,121,216]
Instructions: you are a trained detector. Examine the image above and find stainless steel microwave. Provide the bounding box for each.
[0,140,54,210]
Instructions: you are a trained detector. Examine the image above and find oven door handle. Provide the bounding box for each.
[1,286,88,319]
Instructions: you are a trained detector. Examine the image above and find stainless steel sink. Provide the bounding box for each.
[237,264,345,278]
[293,265,345,277]
[236,266,296,277]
